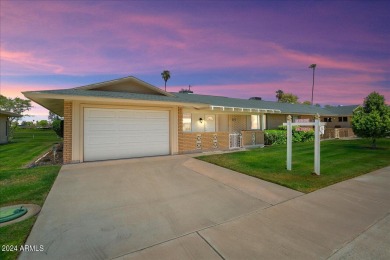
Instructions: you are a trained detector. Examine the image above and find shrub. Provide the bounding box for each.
[294,130,315,143]
[265,129,314,145]
[52,119,64,138]
[264,130,287,145]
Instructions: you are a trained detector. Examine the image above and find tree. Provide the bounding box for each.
[161,70,171,91]
[0,95,32,140]
[52,120,64,138]
[302,101,312,105]
[279,93,299,104]
[37,120,49,128]
[352,92,390,148]
[275,90,284,102]
[48,111,62,122]
[0,95,31,119]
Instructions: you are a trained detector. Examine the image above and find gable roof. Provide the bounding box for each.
[75,76,174,97]
[22,75,342,117]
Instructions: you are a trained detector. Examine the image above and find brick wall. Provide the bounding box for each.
[63,101,72,164]
[241,130,264,146]
[178,107,184,152]
[179,132,230,153]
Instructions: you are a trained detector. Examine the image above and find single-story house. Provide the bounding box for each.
[0,110,22,144]
[22,76,353,163]
[321,105,358,128]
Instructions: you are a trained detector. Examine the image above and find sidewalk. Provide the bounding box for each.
[121,165,390,259]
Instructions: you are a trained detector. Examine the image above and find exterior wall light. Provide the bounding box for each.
[199,118,203,123]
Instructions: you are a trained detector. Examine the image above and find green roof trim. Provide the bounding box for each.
[34,89,185,103]
[24,88,344,115]
[174,93,334,115]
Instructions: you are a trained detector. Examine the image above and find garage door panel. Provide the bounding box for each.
[86,109,117,118]
[84,108,169,161]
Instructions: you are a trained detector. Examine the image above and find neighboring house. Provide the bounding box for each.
[321,105,359,128]
[0,110,22,144]
[22,76,352,163]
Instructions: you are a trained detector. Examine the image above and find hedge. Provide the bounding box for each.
[264,129,314,145]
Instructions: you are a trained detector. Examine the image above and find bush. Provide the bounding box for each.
[52,119,64,138]
[265,129,314,145]
[294,130,315,143]
[264,130,287,145]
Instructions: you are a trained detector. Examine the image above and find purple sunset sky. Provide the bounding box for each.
[1,0,389,120]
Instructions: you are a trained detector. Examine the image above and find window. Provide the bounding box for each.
[338,117,348,122]
[323,117,332,122]
[183,113,191,132]
[251,115,260,129]
[205,115,215,132]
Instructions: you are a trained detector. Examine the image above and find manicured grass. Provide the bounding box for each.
[0,128,61,170]
[0,128,61,260]
[198,138,390,193]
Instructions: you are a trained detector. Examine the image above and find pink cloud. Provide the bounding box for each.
[2,0,387,77]
[1,48,64,74]
[1,0,389,112]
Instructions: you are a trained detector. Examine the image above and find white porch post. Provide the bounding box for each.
[314,113,320,175]
[261,114,266,130]
[286,115,292,171]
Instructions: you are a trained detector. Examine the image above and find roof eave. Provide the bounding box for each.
[22,91,208,114]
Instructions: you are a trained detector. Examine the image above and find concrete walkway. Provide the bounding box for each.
[20,156,390,259]
[117,164,390,260]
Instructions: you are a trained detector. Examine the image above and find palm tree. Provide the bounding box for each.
[161,70,171,91]
[275,90,284,102]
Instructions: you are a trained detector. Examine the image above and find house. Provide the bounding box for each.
[321,105,358,128]
[23,76,352,163]
[0,110,22,144]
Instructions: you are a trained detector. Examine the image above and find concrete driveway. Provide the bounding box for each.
[20,155,301,260]
[20,156,390,259]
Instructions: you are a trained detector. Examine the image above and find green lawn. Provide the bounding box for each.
[198,138,390,193]
[0,128,61,260]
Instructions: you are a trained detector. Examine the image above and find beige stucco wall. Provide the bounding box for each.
[181,109,269,132]
[0,115,8,144]
[67,100,179,163]
[267,114,287,129]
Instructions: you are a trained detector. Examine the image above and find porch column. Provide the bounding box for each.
[260,114,266,130]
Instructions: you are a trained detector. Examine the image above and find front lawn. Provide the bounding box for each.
[0,128,61,260]
[197,138,390,193]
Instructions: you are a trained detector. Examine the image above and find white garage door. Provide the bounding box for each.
[84,108,169,161]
